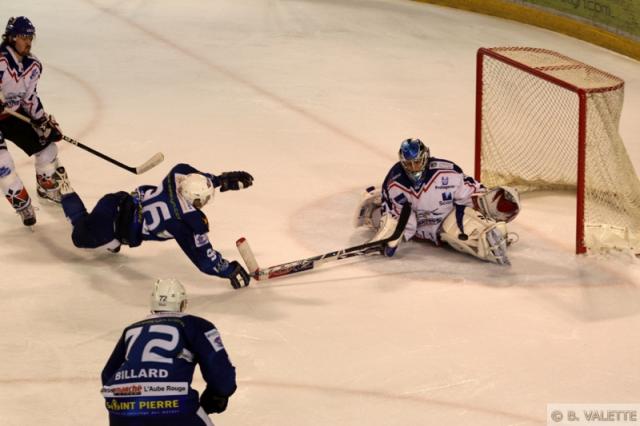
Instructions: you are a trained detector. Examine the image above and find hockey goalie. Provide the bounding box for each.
[355,138,520,265]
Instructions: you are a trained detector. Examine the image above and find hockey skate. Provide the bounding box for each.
[5,186,36,227]
[16,203,36,227]
[55,167,74,197]
[36,167,69,204]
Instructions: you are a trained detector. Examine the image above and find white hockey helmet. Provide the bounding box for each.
[150,278,187,313]
[179,173,214,209]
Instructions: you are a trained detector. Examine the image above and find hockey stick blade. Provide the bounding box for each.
[236,237,260,275]
[135,152,165,174]
[236,203,411,281]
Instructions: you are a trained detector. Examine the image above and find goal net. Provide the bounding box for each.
[475,47,640,254]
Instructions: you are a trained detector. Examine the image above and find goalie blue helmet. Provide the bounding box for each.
[4,16,36,39]
[399,138,429,182]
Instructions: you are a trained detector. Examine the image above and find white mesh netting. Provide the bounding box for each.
[478,47,640,254]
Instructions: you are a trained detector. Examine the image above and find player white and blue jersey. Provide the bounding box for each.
[0,43,45,120]
[101,312,236,418]
[131,163,231,276]
[381,157,484,242]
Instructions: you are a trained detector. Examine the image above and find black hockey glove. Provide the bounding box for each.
[219,171,253,192]
[221,260,250,289]
[199,386,230,414]
[32,114,63,144]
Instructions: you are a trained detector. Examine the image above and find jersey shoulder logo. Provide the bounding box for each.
[204,328,225,352]
[429,161,454,170]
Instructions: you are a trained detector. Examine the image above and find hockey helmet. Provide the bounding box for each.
[150,278,187,313]
[399,138,429,182]
[179,173,214,209]
[4,17,36,39]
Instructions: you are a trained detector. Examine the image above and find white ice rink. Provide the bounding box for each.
[1,0,640,425]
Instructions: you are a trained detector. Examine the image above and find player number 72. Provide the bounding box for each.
[124,325,179,364]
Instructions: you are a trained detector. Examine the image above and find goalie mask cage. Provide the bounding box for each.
[475,47,640,254]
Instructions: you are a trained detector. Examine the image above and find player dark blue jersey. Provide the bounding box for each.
[132,163,230,276]
[61,163,253,288]
[101,312,237,419]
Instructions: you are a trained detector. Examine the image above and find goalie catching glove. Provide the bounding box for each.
[218,171,254,192]
[220,260,250,289]
[472,186,521,223]
[32,114,62,144]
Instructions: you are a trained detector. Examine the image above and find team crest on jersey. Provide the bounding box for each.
[442,192,452,202]
[441,176,448,185]
[205,329,225,352]
[194,233,209,248]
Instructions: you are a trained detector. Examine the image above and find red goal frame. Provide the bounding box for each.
[474,47,624,254]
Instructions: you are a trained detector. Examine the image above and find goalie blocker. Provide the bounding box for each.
[236,203,412,281]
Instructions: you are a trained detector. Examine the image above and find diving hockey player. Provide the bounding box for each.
[101,278,237,426]
[0,16,70,226]
[354,138,520,265]
[59,163,253,289]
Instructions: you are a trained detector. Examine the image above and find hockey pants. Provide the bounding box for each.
[62,192,125,249]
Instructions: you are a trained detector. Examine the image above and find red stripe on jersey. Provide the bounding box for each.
[388,170,460,198]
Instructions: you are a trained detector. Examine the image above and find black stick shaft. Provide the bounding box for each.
[62,136,136,173]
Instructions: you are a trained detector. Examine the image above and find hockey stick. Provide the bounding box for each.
[60,135,164,175]
[236,203,411,281]
[0,101,164,174]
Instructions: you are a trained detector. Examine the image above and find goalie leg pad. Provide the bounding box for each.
[439,207,510,265]
[354,186,382,228]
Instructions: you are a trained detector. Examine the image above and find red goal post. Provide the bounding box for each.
[474,47,640,254]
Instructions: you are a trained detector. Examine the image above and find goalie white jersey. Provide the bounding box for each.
[381,158,485,243]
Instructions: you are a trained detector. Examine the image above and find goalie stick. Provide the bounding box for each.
[0,98,164,174]
[236,203,411,281]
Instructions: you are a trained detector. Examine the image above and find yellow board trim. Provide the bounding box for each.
[412,0,640,61]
